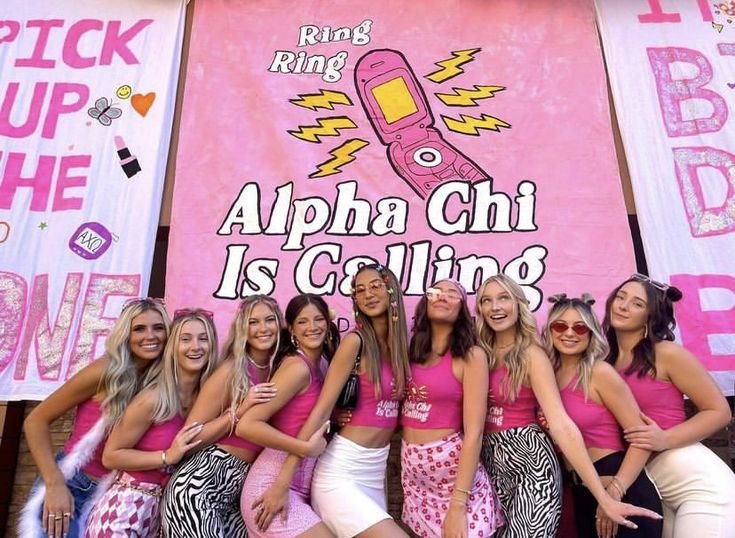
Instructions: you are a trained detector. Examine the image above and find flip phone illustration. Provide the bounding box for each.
[68,221,113,260]
[354,49,488,198]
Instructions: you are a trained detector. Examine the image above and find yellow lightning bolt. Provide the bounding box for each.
[426,48,481,83]
[309,139,369,178]
[288,117,358,143]
[436,85,505,106]
[290,89,353,111]
[441,114,511,136]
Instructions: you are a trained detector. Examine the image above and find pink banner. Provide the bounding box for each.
[166,0,635,338]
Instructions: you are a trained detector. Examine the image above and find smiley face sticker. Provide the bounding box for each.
[116,84,133,100]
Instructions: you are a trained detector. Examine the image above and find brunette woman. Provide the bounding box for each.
[85,309,221,537]
[21,298,170,538]
[400,279,503,538]
[160,295,282,538]
[604,274,735,538]
[544,293,662,538]
[236,293,337,537]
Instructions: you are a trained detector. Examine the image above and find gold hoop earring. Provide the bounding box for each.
[643,325,648,339]
[291,333,299,349]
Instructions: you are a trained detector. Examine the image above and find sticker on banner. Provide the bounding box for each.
[116,85,133,99]
[68,222,113,260]
[88,97,122,126]
[0,221,9,243]
[131,92,155,116]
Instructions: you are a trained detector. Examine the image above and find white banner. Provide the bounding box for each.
[0,0,186,399]
[595,0,735,394]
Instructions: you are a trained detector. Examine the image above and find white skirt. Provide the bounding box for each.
[311,433,391,537]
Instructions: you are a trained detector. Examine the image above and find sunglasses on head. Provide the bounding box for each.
[550,321,590,336]
[122,297,165,311]
[173,308,214,321]
[630,272,669,292]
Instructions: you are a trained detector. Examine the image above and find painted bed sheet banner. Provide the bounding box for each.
[0,0,186,400]
[166,0,635,348]
[595,0,735,394]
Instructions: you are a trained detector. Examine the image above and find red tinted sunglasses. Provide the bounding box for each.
[550,321,590,336]
[173,308,214,321]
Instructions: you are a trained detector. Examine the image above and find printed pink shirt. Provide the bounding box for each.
[349,357,402,429]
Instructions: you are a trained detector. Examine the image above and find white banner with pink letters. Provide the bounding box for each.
[0,0,186,399]
[596,0,735,394]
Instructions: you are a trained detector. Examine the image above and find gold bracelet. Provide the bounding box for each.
[161,450,167,466]
[455,487,470,495]
[611,476,627,496]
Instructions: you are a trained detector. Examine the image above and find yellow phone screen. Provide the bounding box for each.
[372,76,418,124]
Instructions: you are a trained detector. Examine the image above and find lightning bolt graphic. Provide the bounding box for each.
[435,85,505,106]
[425,48,481,84]
[441,113,511,136]
[290,89,353,111]
[288,117,358,143]
[309,138,369,178]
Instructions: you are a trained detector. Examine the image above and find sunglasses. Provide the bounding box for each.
[425,287,463,302]
[122,297,165,311]
[173,308,214,321]
[630,272,669,292]
[550,321,590,336]
[353,279,386,297]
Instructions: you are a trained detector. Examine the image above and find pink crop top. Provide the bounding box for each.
[271,353,327,437]
[348,358,402,429]
[400,351,463,430]
[622,370,686,430]
[126,415,185,486]
[560,376,624,451]
[486,365,537,433]
[64,398,107,479]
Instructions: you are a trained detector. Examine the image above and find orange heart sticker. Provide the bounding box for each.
[131,92,156,117]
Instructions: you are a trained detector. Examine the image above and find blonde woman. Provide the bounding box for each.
[21,298,170,538]
[85,309,221,537]
[544,294,661,538]
[160,295,282,538]
[476,274,661,538]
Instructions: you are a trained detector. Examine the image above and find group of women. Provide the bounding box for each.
[21,265,735,538]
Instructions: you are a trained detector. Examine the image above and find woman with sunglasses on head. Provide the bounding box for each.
[476,274,661,538]
[401,278,503,538]
[236,293,338,538]
[161,295,282,538]
[21,298,171,538]
[84,309,221,537]
[241,263,411,538]
[544,293,662,538]
[604,274,735,538]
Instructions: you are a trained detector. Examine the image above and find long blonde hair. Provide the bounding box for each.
[543,294,609,400]
[148,310,221,423]
[351,264,409,398]
[475,274,540,401]
[221,295,283,411]
[101,299,171,425]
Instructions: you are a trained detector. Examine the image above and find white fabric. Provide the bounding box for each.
[647,443,735,538]
[594,0,735,395]
[311,434,391,537]
[0,0,186,399]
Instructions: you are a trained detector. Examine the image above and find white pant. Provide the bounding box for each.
[647,443,735,538]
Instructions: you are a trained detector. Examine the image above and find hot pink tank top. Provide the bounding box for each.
[126,415,185,486]
[400,351,463,430]
[560,375,624,451]
[64,398,107,479]
[349,358,402,429]
[220,362,266,454]
[486,365,537,433]
[622,370,686,430]
[271,353,327,437]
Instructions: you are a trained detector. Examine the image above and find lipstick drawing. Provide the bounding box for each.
[114,136,141,178]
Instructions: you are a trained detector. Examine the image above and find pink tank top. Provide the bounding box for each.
[220,362,266,454]
[126,415,185,486]
[622,370,686,430]
[64,398,107,479]
[486,365,537,433]
[560,375,625,451]
[400,351,463,430]
[271,353,327,437]
[349,358,402,429]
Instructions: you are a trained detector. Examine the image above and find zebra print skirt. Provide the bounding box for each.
[160,445,251,538]
[481,424,562,538]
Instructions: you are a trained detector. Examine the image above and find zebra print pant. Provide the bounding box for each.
[481,425,562,538]
[161,445,251,538]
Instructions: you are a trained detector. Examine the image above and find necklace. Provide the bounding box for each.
[493,341,514,352]
[247,355,270,370]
